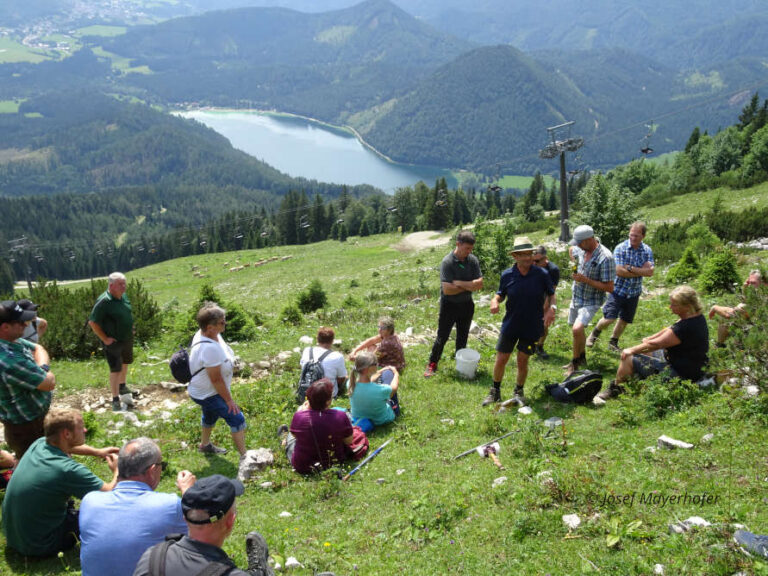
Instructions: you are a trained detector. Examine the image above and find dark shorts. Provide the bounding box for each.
[632,350,679,379]
[2,414,46,461]
[192,394,247,432]
[495,333,536,355]
[104,339,133,373]
[602,293,640,323]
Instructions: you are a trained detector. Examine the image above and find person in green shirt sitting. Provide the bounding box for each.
[2,408,118,557]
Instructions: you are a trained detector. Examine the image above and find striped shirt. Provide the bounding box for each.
[571,243,616,308]
[613,240,654,298]
[0,338,51,424]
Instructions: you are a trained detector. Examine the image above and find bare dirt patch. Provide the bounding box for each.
[54,383,190,414]
[393,231,451,253]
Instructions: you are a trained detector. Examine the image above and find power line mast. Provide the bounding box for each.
[539,121,584,242]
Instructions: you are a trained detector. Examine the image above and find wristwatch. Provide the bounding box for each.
[627,265,633,273]
[40,363,50,372]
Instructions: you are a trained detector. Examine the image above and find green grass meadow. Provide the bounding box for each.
[2,229,767,575]
[0,38,49,64]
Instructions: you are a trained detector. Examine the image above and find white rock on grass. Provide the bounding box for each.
[562,514,581,530]
[279,511,292,518]
[701,433,715,444]
[469,321,481,334]
[518,406,533,415]
[654,564,665,575]
[657,435,694,450]
[238,448,275,482]
[669,516,711,533]
[745,385,760,397]
[492,476,507,488]
[592,396,606,406]
[285,557,302,569]
[405,327,414,337]
[260,481,273,489]
[299,335,313,345]
[396,469,406,475]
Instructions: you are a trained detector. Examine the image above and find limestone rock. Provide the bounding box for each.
[492,476,507,488]
[657,435,694,450]
[160,381,187,392]
[238,448,275,482]
[562,514,581,530]
[299,335,313,345]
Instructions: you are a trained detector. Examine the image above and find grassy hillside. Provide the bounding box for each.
[2,201,766,573]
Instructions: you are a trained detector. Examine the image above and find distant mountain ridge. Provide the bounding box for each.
[356,45,747,171]
[101,0,473,120]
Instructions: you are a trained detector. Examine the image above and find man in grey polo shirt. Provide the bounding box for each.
[424,230,483,377]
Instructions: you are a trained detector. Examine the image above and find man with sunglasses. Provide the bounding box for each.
[531,246,560,360]
[0,299,56,460]
[80,437,195,576]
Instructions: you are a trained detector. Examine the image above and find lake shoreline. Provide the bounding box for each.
[177,106,408,167]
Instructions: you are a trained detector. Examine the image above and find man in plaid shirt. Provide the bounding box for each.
[587,222,654,353]
[566,225,616,375]
[0,300,56,460]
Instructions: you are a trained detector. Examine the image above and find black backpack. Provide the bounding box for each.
[296,347,332,404]
[169,341,206,384]
[546,370,603,404]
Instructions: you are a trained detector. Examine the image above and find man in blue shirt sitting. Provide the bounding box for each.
[79,437,196,576]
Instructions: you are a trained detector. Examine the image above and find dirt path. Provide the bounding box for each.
[393,231,452,252]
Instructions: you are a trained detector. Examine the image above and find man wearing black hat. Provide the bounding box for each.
[133,475,274,576]
[17,299,48,343]
[0,300,56,459]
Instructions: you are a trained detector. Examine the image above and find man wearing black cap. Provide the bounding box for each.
[17,299,48,343]
[133,475,274,576]
[0,300,56,459]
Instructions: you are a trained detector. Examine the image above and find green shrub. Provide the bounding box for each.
[29,278,160,359]
[281,303,303,325]
[636,376,704,419]
[666,246,700,283]
[176,283,258,344]
[297,279,328,313]
[698,249,740,293]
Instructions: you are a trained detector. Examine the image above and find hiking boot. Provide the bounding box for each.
[535,345,550,360]
[198,443,228,455]
[585,330,601,348]
[734,529,768,559]
[482,387,501,406]
[246,531,275,576]
[597,380,624,401]
[111,398,123,412]
[423,362,437,378]
[119,384,140,398]
[512,386,526,406]
[607,338,621,353]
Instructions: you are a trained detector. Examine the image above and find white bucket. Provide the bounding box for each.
[455,348,481,379]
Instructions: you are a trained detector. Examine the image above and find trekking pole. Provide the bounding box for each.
[342,438,393,481]
[453,430,518,460]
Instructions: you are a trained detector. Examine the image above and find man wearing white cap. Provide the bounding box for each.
[566,225,615,375]
[485,237,555,406]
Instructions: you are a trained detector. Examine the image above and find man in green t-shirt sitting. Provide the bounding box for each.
[89,272,135,412]
[2,408,118,557]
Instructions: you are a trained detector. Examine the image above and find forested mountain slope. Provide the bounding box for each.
[358,46,749,171]
[100,0,472,121]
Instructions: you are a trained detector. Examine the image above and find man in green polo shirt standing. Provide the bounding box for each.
[89,272,135,412]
